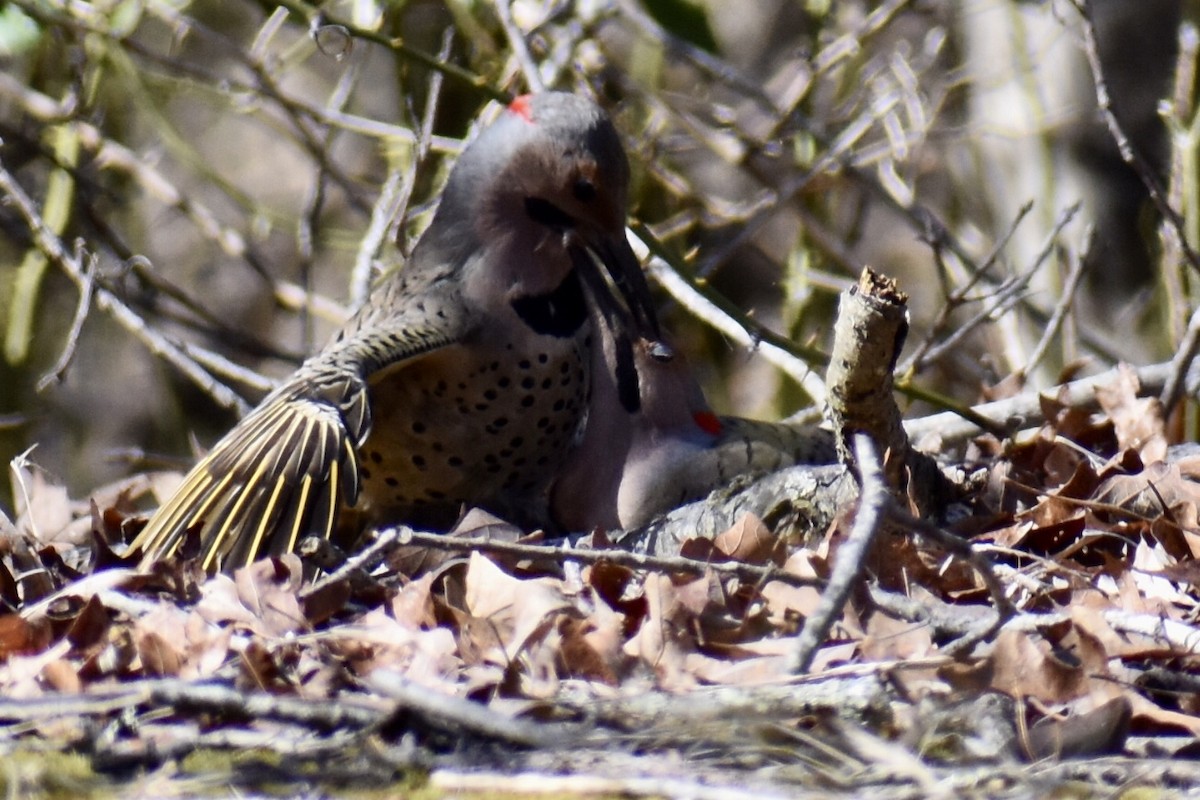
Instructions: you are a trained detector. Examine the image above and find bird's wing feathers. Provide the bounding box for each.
[131,298,468,571]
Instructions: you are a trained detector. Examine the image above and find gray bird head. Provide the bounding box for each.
[427,92,662,356]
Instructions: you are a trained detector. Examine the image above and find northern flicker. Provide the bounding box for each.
[131,92,661,571]
[551,335,836,532]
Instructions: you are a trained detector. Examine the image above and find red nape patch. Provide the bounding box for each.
[508,94,534,122]
[693,411,723,435]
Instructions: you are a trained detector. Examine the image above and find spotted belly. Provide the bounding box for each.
[356,338,590,531]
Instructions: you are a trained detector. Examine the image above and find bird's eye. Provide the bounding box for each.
[573,178,597,203]
[648,341,674,362]
[525,197,576,230]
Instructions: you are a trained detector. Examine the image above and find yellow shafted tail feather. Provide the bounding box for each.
[130,394,358,572]
[131,312,459,572]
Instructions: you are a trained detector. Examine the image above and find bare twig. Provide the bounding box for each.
[351,164,406,308]
[1161,303,1200,414]
[903,359,1180,446]
[878,509,1015,658]
[350,31,451,308]
[145,4,370,215]
[612,0,775,112]
[902,200,1035,374]
[378,526,824,591]
[497,0,546,93]
[298,526,401,601]
[36,244,96,392]
[788,434,887,674]
[915,203,1080,370]
[148,679,383,728]
[270,0,505,100]
[179,341,276,395]
[633,224,828,402]
[1160,22,1199,345]
[1073,0,1200,275]
[0,158,250,415]
[366,670,568,747]
[1021,232,1089,378]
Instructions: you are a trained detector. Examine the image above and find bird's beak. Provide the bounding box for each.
[591,231,662,344]
[570,226,662,344]
[569,226,669,414]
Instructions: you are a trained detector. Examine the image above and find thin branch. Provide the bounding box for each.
[1160,22,1199,345]
[902,200,1035,374]
[915,203,1080,369]
[903,359,1179,446]
[1073,0,1200,275]
[36,243,96,392]
[788,434,887,674]
[373,526,825,591]
[350,30,451,308]
[1160,302,1200,414]
[179,342,275,395]
[896,512,1015,620]
[1020,231,1089,378]
[141,2,376,216]
[632,223,828,402]
[270,0,506,101]
[497,0,546,93]
[0,158,250,415]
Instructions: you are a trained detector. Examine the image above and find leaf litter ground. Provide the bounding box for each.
[3,366,1200,798]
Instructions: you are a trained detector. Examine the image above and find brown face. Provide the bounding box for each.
[505,126,658,346]
[498,94,666,411]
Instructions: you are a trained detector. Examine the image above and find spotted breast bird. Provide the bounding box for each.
[131,92,661,571]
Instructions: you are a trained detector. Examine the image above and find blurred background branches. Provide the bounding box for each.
[0,0,1194,511]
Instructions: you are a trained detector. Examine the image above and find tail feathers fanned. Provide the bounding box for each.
[130,395,359,572]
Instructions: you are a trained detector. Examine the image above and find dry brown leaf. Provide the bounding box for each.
[584,561,646,639]
[327,606,460,686]
[232,557,307,638]
[624,572,696,690]
[63,594,111,651]
[710,513,782,564]
[0,639,71,698]
[136,629,183,677]
[575,588,628,682]
[557,616,620,684]
[391,571,437,629]
[986,627,1093,703]
[183,611,234,679]
[761,551,824,629]
[860,608,935,662]
[0,614,51,657]
[683,649,788,684]
[38,658,81,694]
[195,574,260,628]
[1095,364,1168,464]
[462,551,574,667]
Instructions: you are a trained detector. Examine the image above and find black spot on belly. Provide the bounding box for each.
[510,268,587,338]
